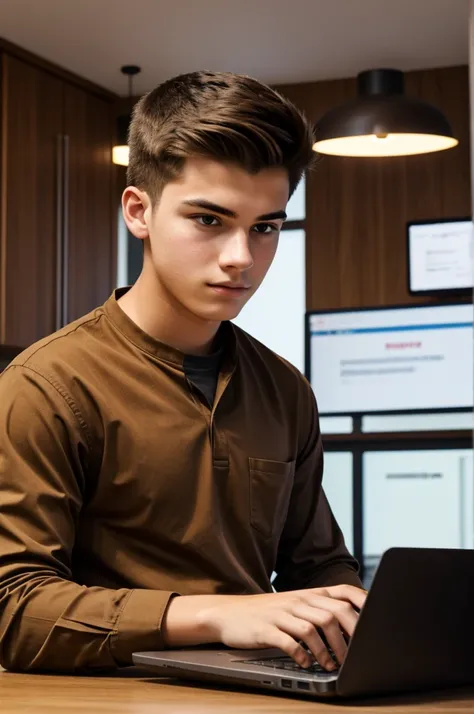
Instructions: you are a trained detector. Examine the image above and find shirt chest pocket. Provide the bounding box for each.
[249,458,296,540]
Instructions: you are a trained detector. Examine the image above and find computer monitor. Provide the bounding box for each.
[407,218,473,295]
[322,451,354,553]
[305,302,473,415]
[362,447,474,586]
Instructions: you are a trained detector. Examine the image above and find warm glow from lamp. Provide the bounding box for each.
[112,144,129,166]
[313,133,459,157]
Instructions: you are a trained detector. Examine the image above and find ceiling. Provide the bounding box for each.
[0,0,470,96]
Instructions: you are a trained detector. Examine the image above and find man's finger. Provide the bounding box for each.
[319,584,368,610]
[263,626,313,668]
[289,604,348,665]
[304,594,359,638]
[275,613,337,671]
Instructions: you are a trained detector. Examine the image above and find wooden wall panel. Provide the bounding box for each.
[0,55,63,345]
[275,66,471,311]
[64,83,116,323]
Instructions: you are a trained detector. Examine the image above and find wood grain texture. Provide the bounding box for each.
[275,66,471,311]
[2,668,474,714]
[63,83,116,323]
[323,430,472,444]
[0,52,117,345]
[0,54,63,345]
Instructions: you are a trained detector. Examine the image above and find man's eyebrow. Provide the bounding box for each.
[181,199,287,222]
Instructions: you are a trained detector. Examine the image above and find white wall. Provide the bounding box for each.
[232,229,305,372]
[232,178,306,372]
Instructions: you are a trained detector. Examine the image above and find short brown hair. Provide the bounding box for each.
[127,71,315,202]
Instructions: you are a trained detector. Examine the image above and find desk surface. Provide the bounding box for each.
[2,667,474,714]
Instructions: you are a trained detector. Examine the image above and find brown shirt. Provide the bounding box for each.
[0,289,360,673]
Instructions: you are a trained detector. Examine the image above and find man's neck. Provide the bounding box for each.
[117,275,221,357]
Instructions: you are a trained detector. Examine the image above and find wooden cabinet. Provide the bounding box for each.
[0,49,116,347]
[0,56,63,346]
[64,83,115,324]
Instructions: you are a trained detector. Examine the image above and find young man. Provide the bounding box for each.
[0,71,365,674]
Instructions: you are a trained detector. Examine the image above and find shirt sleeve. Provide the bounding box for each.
[273,376,362,592]
[0,365,178,672]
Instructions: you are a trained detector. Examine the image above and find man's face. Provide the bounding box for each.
[132,157,289,323]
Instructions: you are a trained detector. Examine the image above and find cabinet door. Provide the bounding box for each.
[0,55,63,346]
[63,84,115,323]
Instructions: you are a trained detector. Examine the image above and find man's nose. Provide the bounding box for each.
[219,230,254,271]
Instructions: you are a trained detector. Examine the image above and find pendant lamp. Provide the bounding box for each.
[112,65,141,166]
[313,69,458,157]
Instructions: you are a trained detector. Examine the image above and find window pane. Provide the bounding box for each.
[320,416,353,434]
[323,452,354,553]
[363,448,474,585]
[362,412,474,432]
[285,175,305,222]
[232,230,305,372]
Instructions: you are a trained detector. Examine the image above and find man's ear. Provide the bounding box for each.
[122,186,151,240]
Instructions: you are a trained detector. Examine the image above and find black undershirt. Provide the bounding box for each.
[183,347,223,407]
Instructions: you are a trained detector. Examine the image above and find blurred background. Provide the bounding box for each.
[0,0,472,585]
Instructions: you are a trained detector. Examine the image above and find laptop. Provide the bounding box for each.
[133,548,474,698]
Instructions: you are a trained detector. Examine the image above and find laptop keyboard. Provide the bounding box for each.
[244,651,340,675]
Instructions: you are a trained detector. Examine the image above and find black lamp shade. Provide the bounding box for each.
[316,96,455,142]
[313,69,458,157]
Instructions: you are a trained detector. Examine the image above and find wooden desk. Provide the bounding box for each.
[2,666,474,713]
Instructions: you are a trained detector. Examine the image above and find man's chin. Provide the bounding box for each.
[195,303,244,323]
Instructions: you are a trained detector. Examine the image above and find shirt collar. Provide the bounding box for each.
[103,287,237,372]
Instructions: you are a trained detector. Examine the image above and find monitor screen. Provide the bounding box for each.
[407,218,473,294]
[322,451,354,553]
[306,302,473,415]
[362,448,474,585]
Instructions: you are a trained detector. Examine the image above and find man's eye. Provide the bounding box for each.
[253,223,278,234]
[195,215,220,227]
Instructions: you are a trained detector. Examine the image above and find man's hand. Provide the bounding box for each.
[162,585,367,671]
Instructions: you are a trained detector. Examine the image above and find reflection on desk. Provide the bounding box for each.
[2,666,474,714]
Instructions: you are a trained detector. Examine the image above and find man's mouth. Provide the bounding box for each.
[207,283,251,296]
[210,282,251,289]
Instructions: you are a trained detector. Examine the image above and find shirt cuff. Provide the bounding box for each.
[111,589,179,665]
